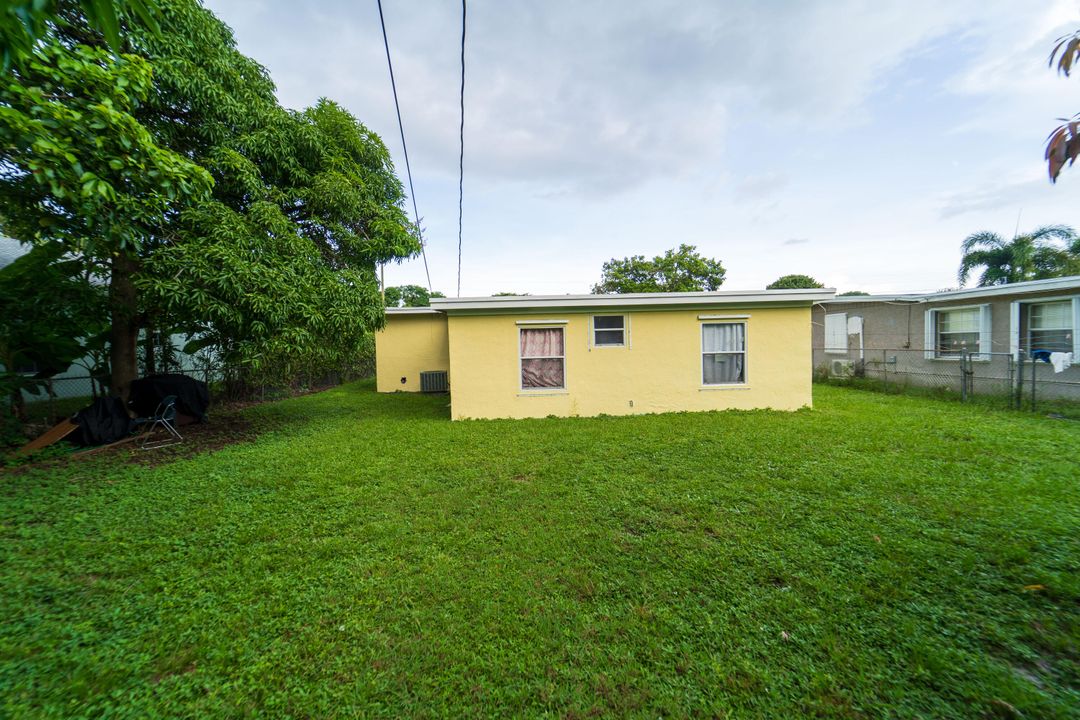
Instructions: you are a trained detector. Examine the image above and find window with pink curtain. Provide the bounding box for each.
[520,327,565,388]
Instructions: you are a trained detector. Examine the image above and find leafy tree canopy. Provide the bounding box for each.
[766,274,825,290]
[0,32,213,397]
[958,226,1080,287]
[838,290,871,296]
[0,0,420,396]
[1,0,158,68]
[0,40,213,258]
[592,244,726,294]
[384,285,445,308]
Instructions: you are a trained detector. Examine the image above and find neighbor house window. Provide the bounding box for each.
[520,327,565,389]
[702,323,746,385]
[592,315,625,346]
[824,313,847,354]
[1028,301,1073,353]
[935,307,981,357]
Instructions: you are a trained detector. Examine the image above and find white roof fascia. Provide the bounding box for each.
[431,288,836,313]
[821,275,1080,305]
[819,295,922,304]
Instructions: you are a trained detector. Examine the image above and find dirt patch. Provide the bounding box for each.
[112,411,278,467]
[2,383,341,472]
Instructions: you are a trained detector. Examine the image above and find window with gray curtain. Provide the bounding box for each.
[520,327,565,388]
[702,323,746,385]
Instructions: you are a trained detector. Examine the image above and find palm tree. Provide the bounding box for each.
[957,225,1080,287]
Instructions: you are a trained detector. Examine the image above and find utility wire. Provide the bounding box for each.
[456,0,466,297]
[376,0,432,293]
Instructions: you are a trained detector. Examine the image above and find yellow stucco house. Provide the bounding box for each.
[375,288,834,420]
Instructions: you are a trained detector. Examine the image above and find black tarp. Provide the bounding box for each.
[72,397,132,446]
[129,374,210,422]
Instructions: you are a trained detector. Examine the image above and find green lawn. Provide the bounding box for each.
[1,382,1078,718]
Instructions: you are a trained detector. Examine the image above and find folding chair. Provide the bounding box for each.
[137,394,183,449]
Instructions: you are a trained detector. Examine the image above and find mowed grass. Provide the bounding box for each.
[1,382,1078,718]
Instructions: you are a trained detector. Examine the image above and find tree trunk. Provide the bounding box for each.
[143,324,156,376]
[0,346,26,422]
[109,255,140,405]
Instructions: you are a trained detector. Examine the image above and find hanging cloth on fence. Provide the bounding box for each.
[1049,351,1073,374]
[1030,349,1053,363]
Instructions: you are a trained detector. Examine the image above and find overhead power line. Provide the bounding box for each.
[456,0,466,297]
[376,0,432,293]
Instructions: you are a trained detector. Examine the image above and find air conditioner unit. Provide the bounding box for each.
[830,359,854,378]
[419,370,449,393]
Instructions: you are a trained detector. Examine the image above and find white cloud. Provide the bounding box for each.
[210,0,1008,193]
[735,172,788,201]
[938,176,1046,218]
[188,1,1080,295]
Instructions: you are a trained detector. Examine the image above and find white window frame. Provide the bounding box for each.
[926,304,991,361]
[1010,295,1080,360]
[1026,298,1074,354]
[701,321,748,387]
[518,325,566,391]
[824,313,847,354]
[590,314,627,348]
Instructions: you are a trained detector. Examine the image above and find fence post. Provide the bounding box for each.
[47,377,55,422]
[1007,355,1014,409]
[963,351,972,403]
[1015,352,1024,410]
[1031,354,1037,413]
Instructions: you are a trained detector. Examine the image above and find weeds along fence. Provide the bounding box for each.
[12,356,377,428]
[215,357,377,404]
[813,347,1080,418]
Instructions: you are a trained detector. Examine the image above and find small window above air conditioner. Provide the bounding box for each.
[825,313,848,354]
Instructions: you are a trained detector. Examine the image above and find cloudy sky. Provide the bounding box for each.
[9,1,1076,293]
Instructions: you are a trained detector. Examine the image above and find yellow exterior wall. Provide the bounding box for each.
[375,312,450,392]
[446,306,813,420]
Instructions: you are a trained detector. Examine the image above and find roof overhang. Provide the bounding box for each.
[820,275,1080,305]
[430,288,836,314]
[384,307,443,315]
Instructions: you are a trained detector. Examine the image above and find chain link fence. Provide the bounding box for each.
[814,347,1080,418]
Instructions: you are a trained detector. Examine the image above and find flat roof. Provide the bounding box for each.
[384,307,442,315]
[822,275,1080,304]
[429,288,835,313]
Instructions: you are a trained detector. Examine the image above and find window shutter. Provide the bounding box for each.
[1009,301,1020,361]
[1073,297,1080,358]
[923,309,935,359]
[978,304,992,360]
